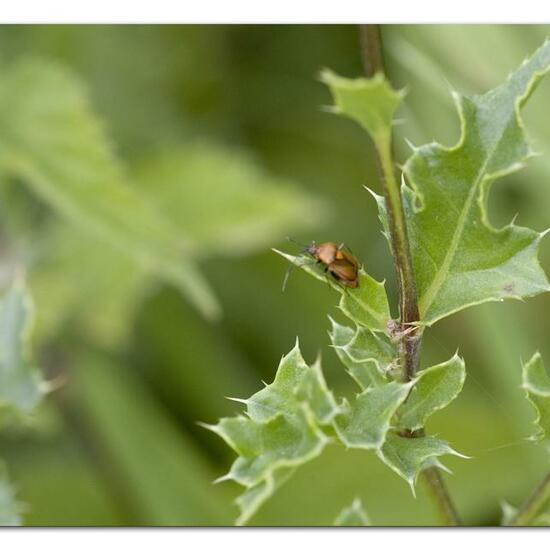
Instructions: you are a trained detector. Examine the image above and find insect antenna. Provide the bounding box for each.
[286,236,310,252]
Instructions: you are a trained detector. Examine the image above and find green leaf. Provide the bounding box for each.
[321,69,405,143]
[334,498,370,526]
[378,433,466,494]
[0,277,44,421]
[334,381,413,450]
[401,41,550,325]
[329,317,393,389]
[397,354,466,431]
[133,144,327,258]
[212,407,327,488]
[0,463,21,526]
[274,250,391,332]
[522,352,550,442]
[0,58,220,320]
[235,469,293,527]
[204,343,337,524]
[30,221,150,347]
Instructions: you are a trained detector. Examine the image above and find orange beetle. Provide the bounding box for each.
[306,241,360,289]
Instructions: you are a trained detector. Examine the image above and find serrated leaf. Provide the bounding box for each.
[244,343,339,425]
[329,317,393,389]
[205,343,337,524]
[522,352,550,442]
[0,58,220,320]
[0,278,44,420]
[235,469,293,526]
[334,498,370,526]
[217,407,327,488]
[397,354,466,431]
[133,144,327,258]
[401,41,550,325]
[274,250,391,332]
[378,433,465,494]
[321,69,405,143]
[334,381,412,450]
[0,463,21,526]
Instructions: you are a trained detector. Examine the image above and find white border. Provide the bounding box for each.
[2,527,549,550]
[1,0,550,23]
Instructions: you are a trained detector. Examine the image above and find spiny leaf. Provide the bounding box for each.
[215,407,327,488]
[274,250,391,332]
[321,69,405,143]
[244,343,339,425]
[235,469,293,526]
[132,144,328,258]
[323,43,550,326]
[522,352,550,443]
[401,41,550,325]
[0,58,220,320]
[334,381,413,450]
[397,354,466,431]
[0,277,44,421]
[0,463,21,526]
[334,498,370,526]
[378,433,466,495]
[204,343,337,524]
[328,318,392,389]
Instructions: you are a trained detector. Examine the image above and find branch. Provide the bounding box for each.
[358,24,461,526]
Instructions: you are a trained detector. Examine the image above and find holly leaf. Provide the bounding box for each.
[0,277,45,422]
[0,463,21,526]
[334,498,370,526]
[401,41,550,325]
[378,433,466,495]
[334,381,413,450]
[203,343,338,524]
[397,354,466,431]
[328,318,392,389]
[0,58,220,320]
[274,250,391,332]
[522,352,550,443]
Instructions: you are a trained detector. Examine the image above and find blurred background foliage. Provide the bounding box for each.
[0,24,550,525]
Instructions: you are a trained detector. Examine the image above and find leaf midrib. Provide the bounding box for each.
[417,118,513,319]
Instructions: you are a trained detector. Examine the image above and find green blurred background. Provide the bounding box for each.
[1,24,550,526]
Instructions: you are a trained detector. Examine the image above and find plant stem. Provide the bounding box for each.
[507,468,550,526]
[358,24,461,526]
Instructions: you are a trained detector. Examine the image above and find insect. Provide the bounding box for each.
[307,241,360,289]
[282,240,360,291]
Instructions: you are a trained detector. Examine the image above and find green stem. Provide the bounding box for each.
[507,469,550,526]
[359,24,461,526]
